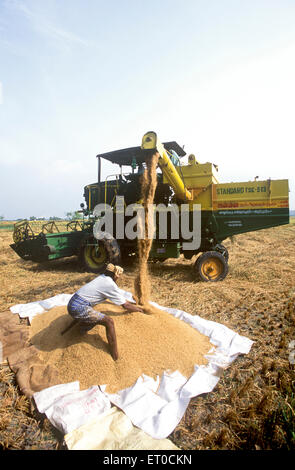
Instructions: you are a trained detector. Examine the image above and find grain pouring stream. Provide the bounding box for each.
[133,152,159,307]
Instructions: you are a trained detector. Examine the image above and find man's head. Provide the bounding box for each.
[104,263,124,282]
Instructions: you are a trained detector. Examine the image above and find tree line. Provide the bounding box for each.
[0,211,83,222]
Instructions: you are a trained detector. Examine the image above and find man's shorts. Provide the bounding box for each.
[67,293,105,331]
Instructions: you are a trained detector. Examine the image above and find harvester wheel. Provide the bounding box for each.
[194,251,228,282]
[79,235,121,273]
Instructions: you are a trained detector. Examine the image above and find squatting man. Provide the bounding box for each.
[67,264,143,360]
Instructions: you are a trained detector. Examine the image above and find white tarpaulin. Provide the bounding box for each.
[33,383,179,450]
[34,382,111,435]
[10,293,73,323]
[64,406,179,450]
[11,290,253,440]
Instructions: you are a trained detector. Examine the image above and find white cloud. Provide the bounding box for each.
[7,0,94,49]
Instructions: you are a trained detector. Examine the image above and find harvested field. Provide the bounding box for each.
[1,220,295,450]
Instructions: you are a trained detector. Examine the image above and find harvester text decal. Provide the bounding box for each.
[217,186,267,195]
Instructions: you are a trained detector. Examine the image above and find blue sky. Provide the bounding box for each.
[1,0,295,219]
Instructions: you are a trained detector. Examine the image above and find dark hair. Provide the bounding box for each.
[104,269,116,281]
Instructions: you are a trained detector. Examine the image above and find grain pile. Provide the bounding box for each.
[133,152,159,306]
[29,303,211,394]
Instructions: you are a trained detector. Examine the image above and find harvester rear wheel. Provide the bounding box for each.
[79,235,121,273]
[194,251,228,282]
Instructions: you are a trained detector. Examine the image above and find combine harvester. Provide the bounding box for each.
[10,132,289,281]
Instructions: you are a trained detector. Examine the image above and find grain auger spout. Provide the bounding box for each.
[141,131,193,202]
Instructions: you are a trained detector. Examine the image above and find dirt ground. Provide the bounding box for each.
[0,221,295,450]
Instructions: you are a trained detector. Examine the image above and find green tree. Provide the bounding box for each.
[73,211,82,220]
[65,211,82,220]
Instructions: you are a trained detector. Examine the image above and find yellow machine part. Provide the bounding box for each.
[173,158,219,210]
[212,179,289,210]
[142,131,289,212]
[172,158,288,212]
[175,159,219,188]
[141,132,193,201]
[178,177,289,211]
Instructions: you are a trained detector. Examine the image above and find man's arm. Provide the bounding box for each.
[102,279,144,312]
[122,301,144,313]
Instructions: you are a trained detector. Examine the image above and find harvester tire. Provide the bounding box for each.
[194,251,228,282]
[79,234,121,274]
